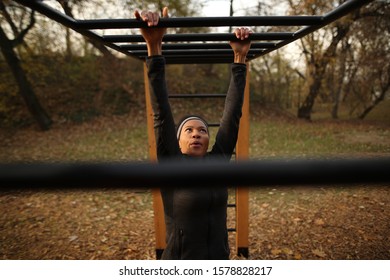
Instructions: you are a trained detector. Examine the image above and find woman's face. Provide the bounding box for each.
[178,119,209,157]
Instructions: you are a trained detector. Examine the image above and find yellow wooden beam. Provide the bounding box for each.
[144,63,166,259]
[234,62,250,258]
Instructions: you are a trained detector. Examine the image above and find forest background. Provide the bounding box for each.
[1,0,389,130]
[1,0,390,260]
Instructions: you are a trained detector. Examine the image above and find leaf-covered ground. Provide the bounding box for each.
[0,186,389,260]
[1,112,389,260]
[247,185,390,259]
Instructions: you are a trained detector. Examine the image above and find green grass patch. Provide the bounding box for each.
[249,118,389,158]
[1,113,389,163]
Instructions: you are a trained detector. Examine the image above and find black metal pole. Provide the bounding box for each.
[165,57,239,64]
[250,0,375,60]
[120,42,277,51]
[130,49,265,57]
[14,0,375,64]
[76,16,324,29]
[13,0,141,61]
[103,33,294,43]
[1,157,389,191]
[168,94,226,98]
[15,0,78,29]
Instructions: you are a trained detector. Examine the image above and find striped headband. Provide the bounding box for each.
[176,116,209,140]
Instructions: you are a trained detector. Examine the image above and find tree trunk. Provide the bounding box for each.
[65,27,73,60]
[58,0,116,59]
[358,65,390,120]
[331,102,339,119]
[331,40,349,119]
[0,26,52,130]
[298,24,350,120]
[297,77,322,120]
[358,90,386,119]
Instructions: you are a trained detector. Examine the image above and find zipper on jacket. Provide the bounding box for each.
[176,228,184,259]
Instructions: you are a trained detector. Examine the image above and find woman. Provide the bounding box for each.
[135,7,252,259]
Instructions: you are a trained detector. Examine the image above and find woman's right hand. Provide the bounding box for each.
[229,27,252,64]
[134,7,169,56]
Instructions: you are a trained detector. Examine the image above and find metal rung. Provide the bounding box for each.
[103,33,295,43]
[169,94,226,98]
[77,16,324,29]
[15,0,375,64]
[120,42,277,51]
[130,49,265,57]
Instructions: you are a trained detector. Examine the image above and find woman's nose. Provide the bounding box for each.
[192,132,200,138]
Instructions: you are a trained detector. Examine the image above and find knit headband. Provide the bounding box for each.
[176,116,209,139]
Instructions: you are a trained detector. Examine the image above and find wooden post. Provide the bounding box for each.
[144,63,166,259]
[234,62,250,258]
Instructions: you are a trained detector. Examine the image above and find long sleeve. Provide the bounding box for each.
[146,56,181,160]
[210,63,247,160]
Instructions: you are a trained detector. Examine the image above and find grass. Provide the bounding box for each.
[0,110,389,260]
[365,99,390,124]
[1,110,389,163]
[0,114,149,162]
[249,118,389,158]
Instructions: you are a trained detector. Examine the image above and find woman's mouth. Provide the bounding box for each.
[190,141,202,148]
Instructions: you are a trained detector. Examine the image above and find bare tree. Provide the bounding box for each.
[286,0,355,120]
[288,0,389,120]
[326,37,350,119]
[0,2,52,130]
[56,0,116,59]
[352,2,390,119]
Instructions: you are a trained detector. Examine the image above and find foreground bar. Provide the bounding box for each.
[0,157,389,191]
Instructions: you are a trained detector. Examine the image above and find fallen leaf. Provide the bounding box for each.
[282,248,293,255]
[69,235,78,242]
[312,249,327,258]
[271,248,282,256]
[294,253,302,260]
[314,218,325,226]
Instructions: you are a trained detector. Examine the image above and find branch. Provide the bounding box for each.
[0,1,19,35]
[294,69,306,80]
[354,1,390,20]
[57,0,75,18]
[11,10,35,47]
[56,0,115,58]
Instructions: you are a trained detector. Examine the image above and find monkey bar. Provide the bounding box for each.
[15,0,373,64]
[12,0,376,259]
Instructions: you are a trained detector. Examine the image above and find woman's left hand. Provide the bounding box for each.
[230,27,252,64]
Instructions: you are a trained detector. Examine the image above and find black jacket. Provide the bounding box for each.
[146,56,247,259]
